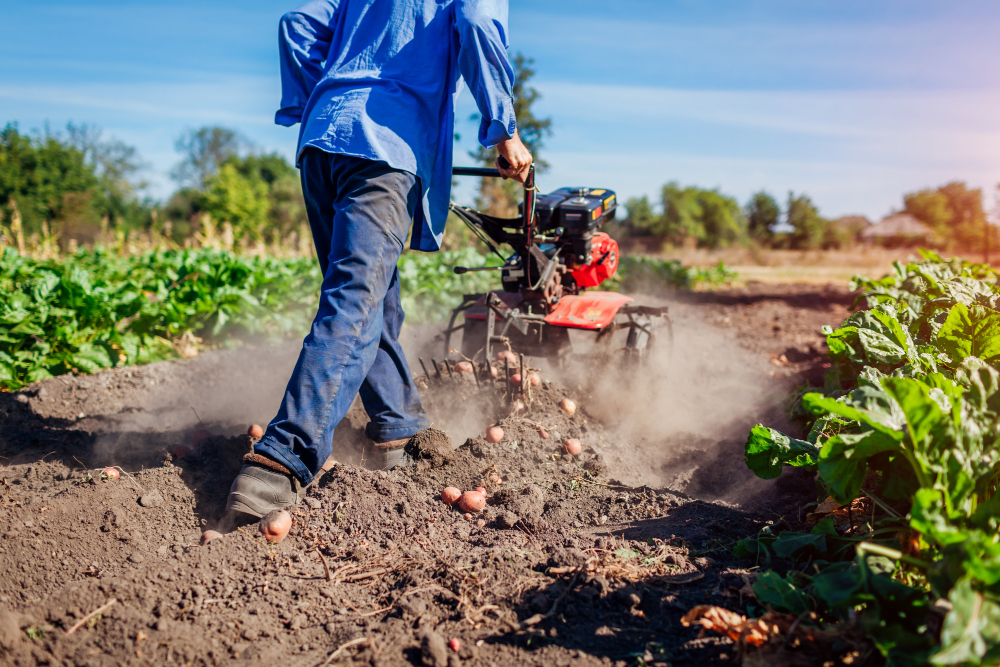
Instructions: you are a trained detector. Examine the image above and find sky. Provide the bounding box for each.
[2,0,999,222]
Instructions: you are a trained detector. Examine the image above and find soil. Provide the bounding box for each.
[0,282,855,667]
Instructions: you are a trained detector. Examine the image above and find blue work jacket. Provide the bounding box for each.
[276,0,517,251]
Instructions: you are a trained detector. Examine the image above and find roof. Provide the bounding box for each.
[832,215,872,234]
[858,213,933,240]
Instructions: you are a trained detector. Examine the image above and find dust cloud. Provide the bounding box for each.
[567,294,789,499]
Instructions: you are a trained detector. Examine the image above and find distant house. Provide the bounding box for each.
[832,215,872,238]
[858,213,936,246]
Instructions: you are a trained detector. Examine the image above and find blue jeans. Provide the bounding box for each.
[255,150,429,484]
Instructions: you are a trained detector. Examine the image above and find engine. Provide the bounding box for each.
[500,187,620,296]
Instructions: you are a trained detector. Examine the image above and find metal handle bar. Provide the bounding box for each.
[452,166,502,177]
[452,156,512,178]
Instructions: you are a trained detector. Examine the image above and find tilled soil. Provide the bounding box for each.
[0,282,854,667]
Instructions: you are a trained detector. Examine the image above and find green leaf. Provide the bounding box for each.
[771,531,828,559]
[936,302,1000,365]
[817,430,898,504]
[931,578,1000,665]
[751,571,812,615]
[744,424,819,480]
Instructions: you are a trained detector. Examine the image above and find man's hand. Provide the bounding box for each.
[495,131,533,182]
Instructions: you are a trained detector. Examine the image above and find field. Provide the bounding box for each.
[0,248,997,667]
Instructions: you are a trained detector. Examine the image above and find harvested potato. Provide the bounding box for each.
[458,491,485,513]
[485,426,504,443]
[259,509,292,543]
[563,438,582,456]
[441,487,462,505]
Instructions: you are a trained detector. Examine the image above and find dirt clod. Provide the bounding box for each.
[421,628,450,667]
[406,427,453,467]
[138,488,164,507]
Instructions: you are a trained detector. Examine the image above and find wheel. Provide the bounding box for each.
[597,308,673,369]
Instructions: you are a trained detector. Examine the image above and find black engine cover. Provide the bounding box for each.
[530,187,617,263]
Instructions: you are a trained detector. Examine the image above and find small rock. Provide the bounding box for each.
[128,553,145,564]
[421,628,449,667]
[139,489,164,508]
[694,557,715,570]
[323,622,335,634]
[305,498,321,510]
[14,394,28,404]
[242,628,259,640]
[289,614,305,631]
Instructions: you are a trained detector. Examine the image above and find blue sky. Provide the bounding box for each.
[2,0,999,221]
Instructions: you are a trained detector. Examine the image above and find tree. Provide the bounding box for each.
[745,191,779,245]
[617,184,746,249]
[227,153,306,237]
[786,192,827,250]
[0,123,102,237]
[659,182,705,244]
[172,126,249,188]
[904,182,986,250]
[620,196,657,235]
[194,152,307,244]
[471,53,553,217]
[201,163,270,241]
[698,189,746,249]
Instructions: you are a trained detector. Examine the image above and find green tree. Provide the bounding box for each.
[201,162,270,241]
[471,53,553,217]
[172,126,248,188]
[659,182,705,244]
[620,195,657,235]
[904,182,986,250]
[0,124,102,238]
[786,192,827,250]
[745,191,779,245]
[234,153,305,236]
[698,189,746,249]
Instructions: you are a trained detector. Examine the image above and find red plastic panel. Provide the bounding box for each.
[569,232,620,288]
[543,291,634,330]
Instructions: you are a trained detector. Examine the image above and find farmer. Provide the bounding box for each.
[224,0,533,520]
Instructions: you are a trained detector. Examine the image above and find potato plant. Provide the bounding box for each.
[743,251,1000,666]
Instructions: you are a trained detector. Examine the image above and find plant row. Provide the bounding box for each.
[0,247,731,391]
[743,251,1000,666]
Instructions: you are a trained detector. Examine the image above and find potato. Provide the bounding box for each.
[200,530,223,545]
[101,467,119,481]
[496,349,518,364]
[539,428,549,440]
[449,638,461,652]
[458,491,486,513]
[485,426,504,443]
[528,372,541,387]
[563,438,582,456]
[259,509,292,543]
[487,364,498,378]
[441,487,462,505]
[247,424,264,439]
[559,398,577,415]
[509,373,522,386]
[488,473,502,485]
[454,361,474,373]
[476,519,486,528]
[475,487,486,495]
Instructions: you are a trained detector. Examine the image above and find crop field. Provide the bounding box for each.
[0,248,997,667]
